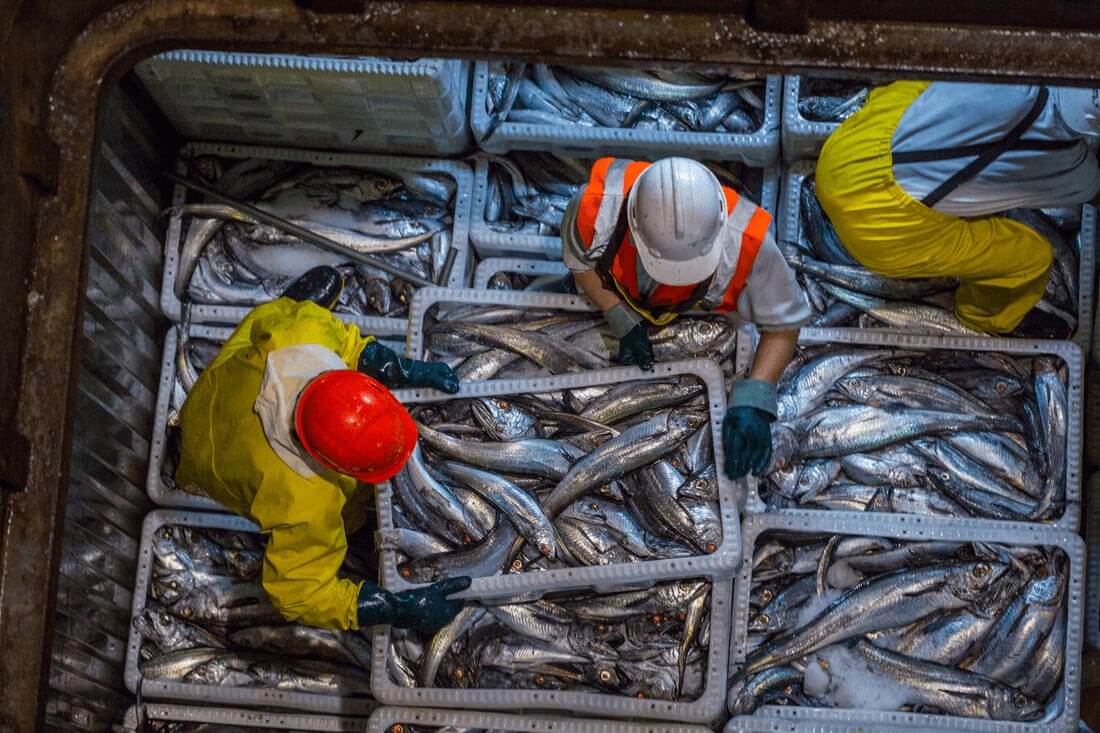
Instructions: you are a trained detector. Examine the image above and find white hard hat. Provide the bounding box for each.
[1054,87,1100,139]
[627,158,726,286]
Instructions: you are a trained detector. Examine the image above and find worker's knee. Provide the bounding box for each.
[1019,229,1054,280]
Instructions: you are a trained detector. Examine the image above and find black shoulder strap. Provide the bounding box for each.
[914,87,1051,208]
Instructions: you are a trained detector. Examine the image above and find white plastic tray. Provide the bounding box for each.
[780,76,845,163]
[468,155,781,260]
[779,160,1097,354]
[124,509,376,714]
[469,63,781,167]
[369,580,733,724]
[146,321,406,509]
[160,142,475,326]
[376,357,741,601]
[135,52,471,156]
[473,257,570,290]
[367,706,713,732]
[1086,471,1100,650]
[727,510,1085,733]
[736,327,1084,531]
[123,704,371,732]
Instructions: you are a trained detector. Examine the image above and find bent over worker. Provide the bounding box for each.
[816,82,1100,336]
[560,157,813,481]
[176,265,470,634]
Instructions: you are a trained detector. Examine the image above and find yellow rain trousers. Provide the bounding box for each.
[176,298,374,630]
[816,81,1053,334]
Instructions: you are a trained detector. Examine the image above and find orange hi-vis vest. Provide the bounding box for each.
[576,157,772,325]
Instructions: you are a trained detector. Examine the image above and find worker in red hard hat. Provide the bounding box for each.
[560,157,812,482]
[176,265,470,634]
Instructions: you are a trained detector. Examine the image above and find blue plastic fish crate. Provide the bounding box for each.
[135,52,472,156]
[369,580,733,725]
[780,76,844,163]
[145,323,406,510]
[375,357,741,602]
[468,155,782,260]
[469,63,781,167]
[736,327,1084,531]
[1085,472,1100,651]
[779,161,1097,355]
[473,257,570,290]
[122,704,370,732]
[725,511,1086,733]
[160,142,475,327]
[367,707,713,732]
[124,510,377,714]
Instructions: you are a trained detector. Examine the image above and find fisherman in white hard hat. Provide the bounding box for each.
[560,157,812,480]
[815,82,1100,337]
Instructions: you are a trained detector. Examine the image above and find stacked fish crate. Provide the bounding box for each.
[360,64,787,725]
[725,77,1090,732]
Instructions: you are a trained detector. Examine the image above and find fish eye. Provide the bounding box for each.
[589,502,599,510]
[454,667,465,680]
[598,669,612,682]
[651,614,663,625]
[535,674,546,686]
[996,382,1008,395]
[706,542,718,553]
[635,692,647,699]
[973,563,991,577]
[497,399,509,409]
[538,543,551,555]
[511,559,524,572]
[389,725,404,733]
[180,607,193,619]
[761,589,774,602]
[783,685,794,695]
[755,614,770,625]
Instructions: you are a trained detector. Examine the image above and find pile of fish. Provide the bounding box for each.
[730,534,1067,722]
[175,155,459,318]
[384,376,723,582]
[764,344,1069,522]
[134,524,375,698]
[796,78,873,123]
[388,579,713,701]
[481,150,760,240]
[423,305,738,381]
[791,177,1081,336]
[484,63,766,134]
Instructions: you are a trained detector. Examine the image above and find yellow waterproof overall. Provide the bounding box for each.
[816,81,1053,334]
[176,298,374,630]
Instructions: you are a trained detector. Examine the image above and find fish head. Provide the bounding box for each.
[567,498,610,526]
[151,570,196,605]
[134,608,178,646]
[768,425,800,473]
[655,317,734,359]
[595,480,627,501]
[670,409,709,434]
[588,663,622,689]
[471,397,535,441]
[357,176,403,201]
[987,687,1044,722]
[946,560,1011,603]
[1026,554,1068,606]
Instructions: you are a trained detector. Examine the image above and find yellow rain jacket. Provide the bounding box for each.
[816,81,1053,334]
[176,297,375,630]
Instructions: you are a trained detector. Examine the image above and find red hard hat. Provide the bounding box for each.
[294,370,417,484]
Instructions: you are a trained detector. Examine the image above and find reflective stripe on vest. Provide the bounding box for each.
[576,157,771,321]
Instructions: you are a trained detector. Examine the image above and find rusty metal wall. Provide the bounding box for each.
[43,83,173,732]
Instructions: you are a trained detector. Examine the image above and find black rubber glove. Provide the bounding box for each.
[356,577,471,633]
[358,340,460,394]
[722,406,774,480]
[618,323,655,371]
[282,265,344,309]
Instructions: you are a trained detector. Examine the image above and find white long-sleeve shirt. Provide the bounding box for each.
[892,82,1100,216]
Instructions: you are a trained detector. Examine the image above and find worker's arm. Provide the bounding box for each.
[748,328,799,386]
[253,474,365,630]
[723,231,810,480]
[563,196,654,369]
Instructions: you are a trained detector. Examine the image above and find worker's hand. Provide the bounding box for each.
[390,576,472,634]
[359,341,460,394]
[618,323,655,371]
[722,406,773,480]
[282,266,345,309]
